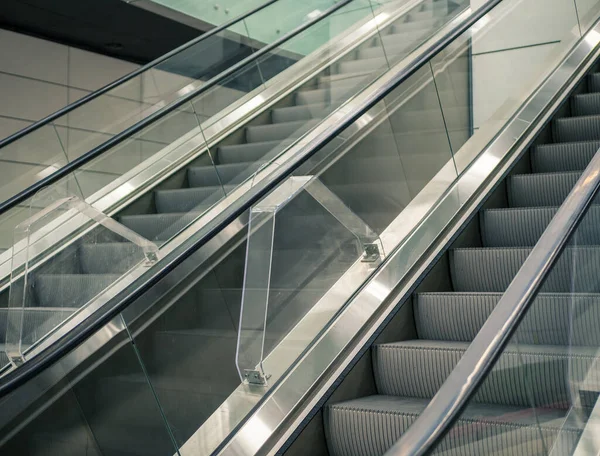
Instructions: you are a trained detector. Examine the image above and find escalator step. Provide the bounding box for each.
[33,274,121,308]
[335,57,389,79]
[119,213,203,242]
[373,340,596,407]
[414,292,600,345]
[216,140,289,164]
[507,171,585,207]
[326,396,580,456]
[450,246,600,292]
[245,119,319,143]
[530,140,600,172]
[553,114,600,142]
[571,92,600,116]
[79,243,146,274]
[271,104,325,123]
[188,162,266,187]
[588,72,600,92]
[389,17,441,34]
[480,206,600,247]
[154,186,234,213]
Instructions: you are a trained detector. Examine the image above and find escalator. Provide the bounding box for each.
[323,60,600,456]
[3,0,600,456]
[0,0,475,454]
[0,0,467,369]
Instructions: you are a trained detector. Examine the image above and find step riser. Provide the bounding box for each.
[530,141,600,173]
[326,403,579,456]
[553,116,600,142]
[415,294,600,345]
[374,344,596,408]
[451,248,600,292]
[481,206,600,247]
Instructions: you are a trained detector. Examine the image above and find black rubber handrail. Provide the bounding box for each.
[0,0,352,218]
[0,0,278,151]
[0,0,502,399]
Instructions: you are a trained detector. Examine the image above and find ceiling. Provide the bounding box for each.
[0,0,202,63]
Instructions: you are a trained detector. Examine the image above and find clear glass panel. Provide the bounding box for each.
[0,125,69,202]
[242,0,339,51]
[429,191,600,454]
[433,0,587,162]
[189,61,266,127]
[74,101,207,200]
[200,0,469,198]
[374,0,468,69]
[237,63,456,383]
[0,314,178,456]
[575,0,600,33]
[0,0,345,212]
[237,176,383,383]
[121,229,247,454]
[0,0,471,269]
[5,189,158,364]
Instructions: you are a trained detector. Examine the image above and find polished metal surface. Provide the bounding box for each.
[217,17,600,456]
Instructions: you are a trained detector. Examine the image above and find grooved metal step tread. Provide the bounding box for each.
[507,171,585,207]
[571,92,600,116]
[480,205,600,247]
[414,292,600,345]
[33,274,121,308]
[588,72,600,92]
[245,119,320,143]
[373,340,597,407]
[553,114,600,142]
[326,395,580,456]
[79,243,145,274]
[530,140,600,172]
[450,246,600,292]
[271,104,326,123]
